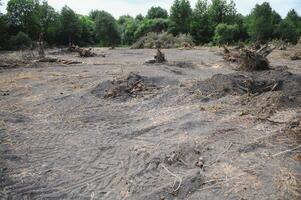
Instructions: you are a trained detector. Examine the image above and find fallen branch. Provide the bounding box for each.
[206,143,233,167]
[161,164,182,192]
[272,145,301,158]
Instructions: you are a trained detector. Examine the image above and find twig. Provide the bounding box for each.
[272,145,301,158]
[161,164,182,192]
[206,143,233,167]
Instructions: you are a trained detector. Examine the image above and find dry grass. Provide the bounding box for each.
[275,167,301,199]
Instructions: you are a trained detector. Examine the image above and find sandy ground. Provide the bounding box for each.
[0,47,300,199]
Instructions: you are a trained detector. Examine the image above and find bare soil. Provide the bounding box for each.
[0,47,300,200]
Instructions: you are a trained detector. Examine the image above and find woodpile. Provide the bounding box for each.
[223,44,275,71]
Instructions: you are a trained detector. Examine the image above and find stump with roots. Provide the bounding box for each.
[68,43,96,57]
[238,45,274,71]
[154,48,166,63]
[223,44,275,71]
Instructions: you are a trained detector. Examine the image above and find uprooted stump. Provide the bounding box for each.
[145,49,167,64]
[68,43,97,57]
[91,73,163,100]
[77,48,97,57]
[223,45,275,71]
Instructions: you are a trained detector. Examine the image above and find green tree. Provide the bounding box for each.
[245,2,276,42]
[190,0,211,44]
[45,13,61,45]
[135,14,144,22]
[7,0,40,39]
[93,10,120,46]
[60,6,82,44]
[213,23,239,45]
[79,16,95,45]
[36,1,56,33]
[9,31,32,49]
[146,6,168,19]
[118,15,138,45]
[208,0,237,25]
[0,15,10,49]
[169,0,192,35]
[277,9,301,43]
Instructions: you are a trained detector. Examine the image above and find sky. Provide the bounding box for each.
[1,0,301,18]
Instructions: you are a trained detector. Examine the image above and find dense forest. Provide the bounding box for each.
[0,0,301,50]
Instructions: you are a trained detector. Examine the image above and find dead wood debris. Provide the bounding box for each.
[101,73,159,99]
[223,44,275,71]
[36,57,82,65]
[178,42,193,50]
[68,43,97,57]
[145,48,167,64]
[0,59,31,68]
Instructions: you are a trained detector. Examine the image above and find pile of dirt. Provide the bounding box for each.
[194,69,301,117]
[91,73,165,100]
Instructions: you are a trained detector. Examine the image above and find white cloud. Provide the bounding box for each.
[1,0,300,18]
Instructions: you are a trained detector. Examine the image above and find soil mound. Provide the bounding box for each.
[195,69,300,98]
[91,73,171,100]
[194,69,301,116]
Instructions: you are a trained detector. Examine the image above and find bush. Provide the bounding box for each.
[213,23,239,45]
[9,32,32,49]
[134,18,169,40]
[131,32,194,49]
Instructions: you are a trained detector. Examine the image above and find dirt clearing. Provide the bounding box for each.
[0,48,300,199]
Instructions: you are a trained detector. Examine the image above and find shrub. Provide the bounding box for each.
[134,18,169,40]
[131,31,194,49]
[9,32,32,49]
[213,23,239,45]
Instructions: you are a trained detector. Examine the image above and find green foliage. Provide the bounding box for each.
[79,16,95,45]
[60,6,82,44]
[118,15,138,45]
[0,15,10,49]
[134,18,169,40]
[1,0,301,49]
[245,2,279,42]
[169,0,192,35]
[36,1,56,33]
[93,10,120,46]
[146,6,168,19]
[9,31,32,49]
[190,0,212,44]
[7,0,40,39]
[213,23,239,44]
[131,31,194,49]
[208,0,237,25]
[277,10,301,43]
[135,14,144,22]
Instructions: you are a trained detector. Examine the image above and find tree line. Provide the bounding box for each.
[0,0,301,50]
